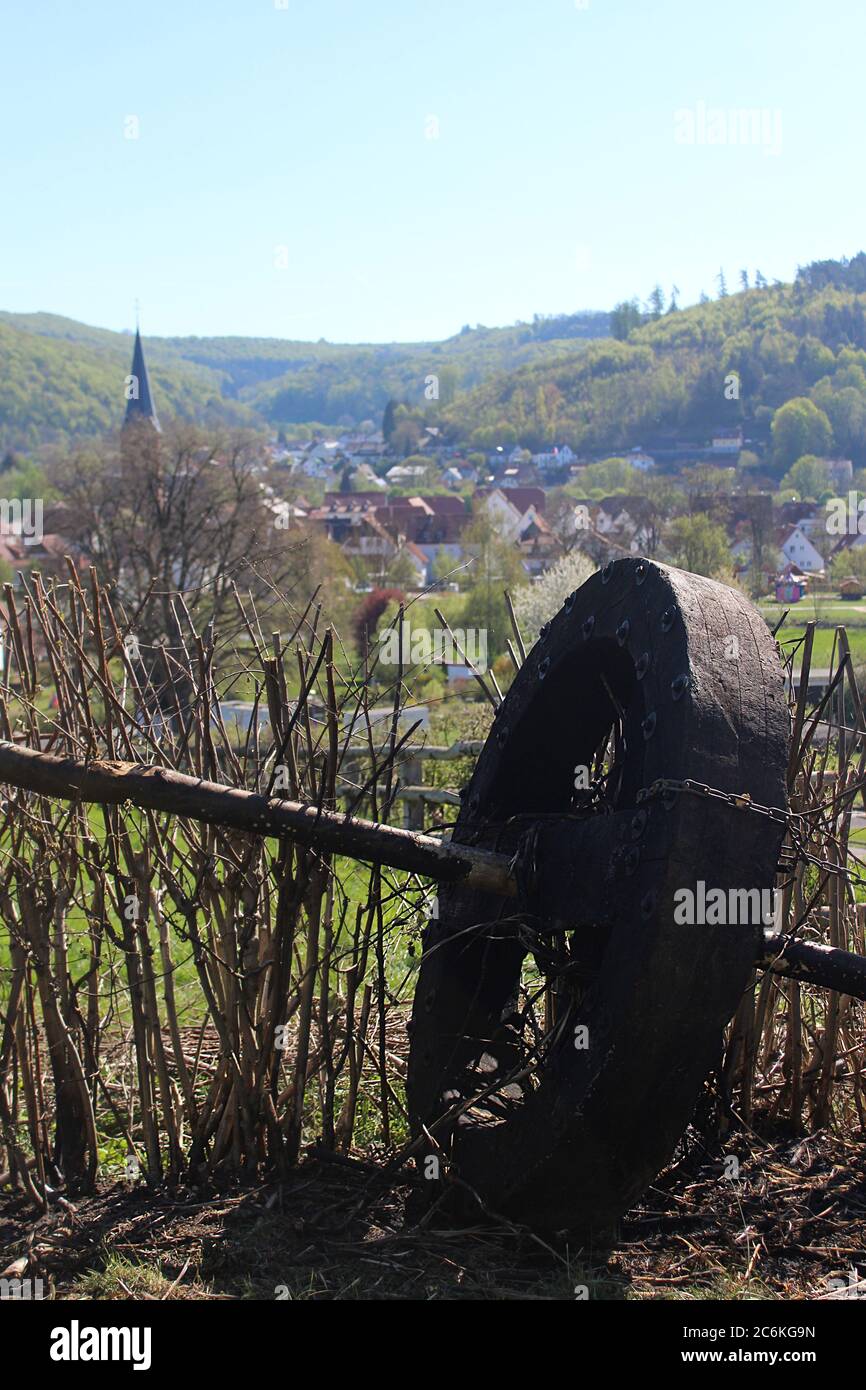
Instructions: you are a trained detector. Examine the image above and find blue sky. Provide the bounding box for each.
[1,0,864,342]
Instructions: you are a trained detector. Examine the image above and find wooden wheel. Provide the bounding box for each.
[407,558,790,1231]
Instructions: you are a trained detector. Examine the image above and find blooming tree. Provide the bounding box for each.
[512,550,596,648]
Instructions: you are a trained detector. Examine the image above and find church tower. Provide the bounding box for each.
[124,328,161,432]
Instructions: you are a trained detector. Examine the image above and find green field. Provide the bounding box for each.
[759,600,866,669]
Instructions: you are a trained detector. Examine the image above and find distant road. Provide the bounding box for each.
[790,668,831,688]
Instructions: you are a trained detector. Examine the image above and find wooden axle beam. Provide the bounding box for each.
[760,931,866,1002]
[0,740,516,898]
[2,740,866,1000]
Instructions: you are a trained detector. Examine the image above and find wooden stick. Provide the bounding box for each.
[433,606,501,710]
[760,932,866,1002]
[0,739,516,897]
[504,589,526,665]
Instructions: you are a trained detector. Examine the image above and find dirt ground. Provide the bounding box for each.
[2,1124,865,1300]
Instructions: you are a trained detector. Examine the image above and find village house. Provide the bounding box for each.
[323,491,383,508]
[779,525,825,574]
[373,496,434,544]
[299,440,344,477]
[398,542,429,587]
[595,495,655,552]
[824,458,855,489]
[385,463,428,484]
[729,525,754,575]
[418,494,469,540]
[625,446,655,471]
[710,427,744,454]
[776,500,823,532]
[414,542,467,587]
[308,494,379,545]
[516,510,563,576]
[476,487,546,542]
[263,492,308,529]
[335,511,398,568]
[532,444,576,470]
[433,452,477,486]
[0,500,90,585]
[339,430,385,459]
[351,462,387,489]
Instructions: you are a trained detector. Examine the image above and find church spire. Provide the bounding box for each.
[124,327,161,433]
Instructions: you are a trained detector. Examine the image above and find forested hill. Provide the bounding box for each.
[170,312,609,424]
[441,255,866,463]
[0,309,609,449]
[0,315,253,449]
[9,255,866,461]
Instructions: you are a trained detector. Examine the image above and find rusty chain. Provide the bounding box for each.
[637,777,865,889]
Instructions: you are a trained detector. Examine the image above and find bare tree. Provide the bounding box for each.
[53,424,283,632]
[48,422,344,720]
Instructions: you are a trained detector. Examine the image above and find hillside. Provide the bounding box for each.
[442,256,866,464]
[0,309,609,448]
[0,314,253,449]
[204,319,608,425]
[12,257,866,464]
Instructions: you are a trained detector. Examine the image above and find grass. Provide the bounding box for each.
[758,594,866,668]
[73,1253,212,1300]
[769,624,866,668]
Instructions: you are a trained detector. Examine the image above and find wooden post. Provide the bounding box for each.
[401,754,424,831]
